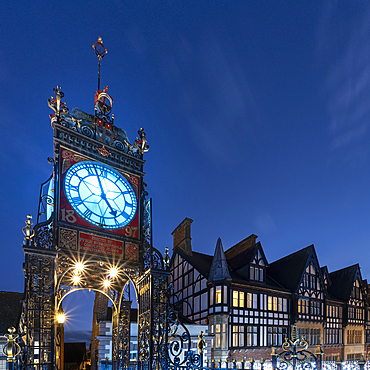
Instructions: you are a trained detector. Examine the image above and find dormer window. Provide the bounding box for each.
[351,280,362,300]
[323,275,328,287]
[303,263,320,290]
[250,250,265,282]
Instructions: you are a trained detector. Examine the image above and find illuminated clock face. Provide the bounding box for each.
[64,161,137,229]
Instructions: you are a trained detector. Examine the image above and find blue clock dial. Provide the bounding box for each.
[64,161,137,229]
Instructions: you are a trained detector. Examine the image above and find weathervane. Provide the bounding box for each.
[93,36,108,91]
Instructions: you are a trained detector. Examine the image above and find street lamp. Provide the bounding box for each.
[103,279,111,288]
[56,311,66,325]
[56,310,65,370]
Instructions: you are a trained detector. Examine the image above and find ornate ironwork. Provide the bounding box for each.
[142,198,152,271]
[22,215,35,244]
[49,88,146,161]
[2,327,21,363]
[134,128,149,158]
[271,325,323,370]
[20,38,180,370]
[152,248,164,270]
[93,36,108,91]
[36,173,54,224]
[163,247,170,269]
[53,117,143,162]
[33,219,54,249]
[48,86,69,119]
[21,251,56,370]
[115,300,131,369]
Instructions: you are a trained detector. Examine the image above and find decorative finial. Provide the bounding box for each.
[93,36,108,91]
[134,128,150,157]
[291,324,298,342]
[197,331,205,354]
[22,215,34,245]
[3,327,21,362]
[47,86,69,127]
[163,247,170,268]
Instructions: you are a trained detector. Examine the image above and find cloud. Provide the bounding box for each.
[254,212,277,235]
[319,4,370,151]
[159,30,258,165]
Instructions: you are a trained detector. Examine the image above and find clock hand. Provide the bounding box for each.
[93,166,117,217]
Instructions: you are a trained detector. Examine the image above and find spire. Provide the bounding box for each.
[208,238,231,283]
[93,36,108,91]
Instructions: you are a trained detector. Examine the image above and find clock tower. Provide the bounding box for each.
[20,38,169,370]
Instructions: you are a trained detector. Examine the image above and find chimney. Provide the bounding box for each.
[172,218,193,255]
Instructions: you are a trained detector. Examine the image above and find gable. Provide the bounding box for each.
[297,257,324,299]
[268,245,312,292]
[328,264,361,301]
[227,242,267,282]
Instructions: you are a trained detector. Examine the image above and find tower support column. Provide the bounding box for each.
[22,246,57,370]
[136,268,170,370]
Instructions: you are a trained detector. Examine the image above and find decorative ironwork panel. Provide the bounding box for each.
[137,273,150,365]
[33,219,54,250]
[151,273,169,370]
[37,174,54,224]
[116,300,131,370]
[22,251,57,370]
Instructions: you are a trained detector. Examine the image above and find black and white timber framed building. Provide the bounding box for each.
[170,218,370,363]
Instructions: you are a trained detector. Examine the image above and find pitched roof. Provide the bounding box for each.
[175,248,214,278]
[227,242,259,272]
[208,238,231,283]
[225,234,258,260]
[267,245,314,292]
[0,291,23,334]
[328,264,360,301]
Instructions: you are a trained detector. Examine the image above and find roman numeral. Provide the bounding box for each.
[86,165,95,175]
[72,196,83,206]
[69,185,79,193]
[83,209,92,219]
[99,168,108,178]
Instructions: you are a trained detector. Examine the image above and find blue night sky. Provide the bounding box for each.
[2,1,370,337]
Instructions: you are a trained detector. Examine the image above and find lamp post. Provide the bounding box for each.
[56,309,65,370]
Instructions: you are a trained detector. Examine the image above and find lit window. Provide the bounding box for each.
[247,293,252,308]
[216,286,222,304]
[232,326,245,347]
[216,324,221,348]
[233,291,238,307]
[268,296,272,311]
[239,292,244,307]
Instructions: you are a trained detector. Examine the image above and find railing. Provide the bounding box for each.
[165,360,370,370]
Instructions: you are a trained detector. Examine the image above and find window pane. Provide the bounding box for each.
[216,286,222,304]
[233,291,238,307]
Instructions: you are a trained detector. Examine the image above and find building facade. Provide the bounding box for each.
[170,218,370,363]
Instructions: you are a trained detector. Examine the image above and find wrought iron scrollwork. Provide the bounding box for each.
[48,87,146,159]
[37,173,54,224]
[152,247,164,270]
[80,123,95,138]
[272,325,323,370]
[33,219,54,249]
[113,139,125,151]
[167,307,193,368]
